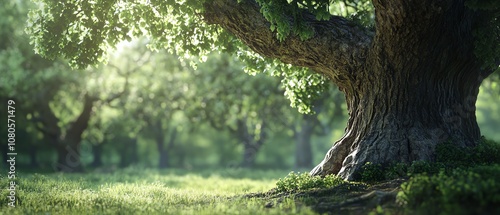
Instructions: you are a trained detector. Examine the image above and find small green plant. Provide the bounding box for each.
[385,163,408,180]
[275,172,345,192]
[360,162,385,182]
[407,160,444,176]
[435,141,471,167]
[472,138,500,165]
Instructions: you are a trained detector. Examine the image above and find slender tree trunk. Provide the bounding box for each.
[295,115,314,169]
[155,134,168,169]
[29,147,39,168]
[54,94,96,172]
[1,145,7,169]
[54,141,84,172]
[91,143,104,168]
[155,125,177,169]
[158,150,169,169]
[129,138,139,165]
[237,119,266,168]
[241,142,259,168]
[118,138,138,168]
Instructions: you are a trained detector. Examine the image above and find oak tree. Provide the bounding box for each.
[27,0,500,179]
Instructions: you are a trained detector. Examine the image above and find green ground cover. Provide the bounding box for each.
[2,138,500,215]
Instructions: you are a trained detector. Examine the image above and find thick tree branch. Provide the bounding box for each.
[203,0,373,85]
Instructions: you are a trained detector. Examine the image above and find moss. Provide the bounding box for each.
[275,172,346,192]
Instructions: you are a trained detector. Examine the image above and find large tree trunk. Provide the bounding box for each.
[310,0,486,180]
[203,0,495,180]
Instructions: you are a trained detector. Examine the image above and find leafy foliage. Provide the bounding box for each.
[254,0,374,41]
[359,162,385,182]
[466,0,500,70]
[275,172,345,192]
[26,0,212,69]
[24,0,374,113]
[358,138,500,182]
[397,166,500,215]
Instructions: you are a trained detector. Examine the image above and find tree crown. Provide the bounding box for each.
[25,0,500,112]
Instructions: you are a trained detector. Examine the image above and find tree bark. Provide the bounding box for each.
[203,0,372,86]
[203,0,495,180]
[311,0,489,180]
[54,94,96,172]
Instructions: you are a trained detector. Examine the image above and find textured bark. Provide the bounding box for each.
[203,0,494,180]
[203,0,372,88]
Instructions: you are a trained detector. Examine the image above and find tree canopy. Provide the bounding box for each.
[25,0,379,113]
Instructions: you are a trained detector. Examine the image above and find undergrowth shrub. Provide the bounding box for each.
[397,165,500,215]
[385,163,408,180]
[360,162,385,182]
[358,137,500,182]
[472,138,500,165]
[275,172,345,192]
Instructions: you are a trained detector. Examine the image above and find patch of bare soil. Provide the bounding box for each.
[245,179,407,215]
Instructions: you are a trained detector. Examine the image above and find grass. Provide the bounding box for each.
[3,139,500,214]
[0,168,317,215]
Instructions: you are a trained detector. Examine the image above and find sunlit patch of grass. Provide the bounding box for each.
[0,168,318,214]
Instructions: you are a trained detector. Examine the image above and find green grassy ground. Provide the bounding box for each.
[3,139,500,215]
[0,168,317,215]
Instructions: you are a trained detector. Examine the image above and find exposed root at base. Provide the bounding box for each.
[244,179,406,214]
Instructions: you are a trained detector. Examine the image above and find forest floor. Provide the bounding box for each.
[4,140,500,214]
[245,178,406,215]
[0,167,405,215]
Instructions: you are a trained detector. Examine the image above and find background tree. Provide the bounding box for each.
[1,0,134,172]
[291,86,346,169]
[192,53,292,167]
[27,0,500,179]
[125,46,192,169]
